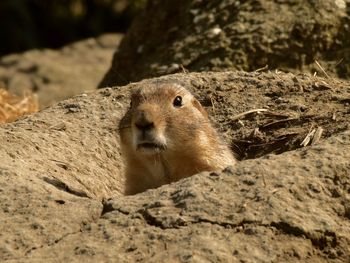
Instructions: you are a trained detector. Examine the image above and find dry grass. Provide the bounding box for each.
[0,88,38,124]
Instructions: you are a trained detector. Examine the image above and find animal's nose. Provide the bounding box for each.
[134,112,154,131]
[135,120,154,131]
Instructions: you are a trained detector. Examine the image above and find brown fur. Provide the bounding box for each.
[119,82,236,195]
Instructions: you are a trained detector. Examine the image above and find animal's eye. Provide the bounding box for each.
[173,96,182,107]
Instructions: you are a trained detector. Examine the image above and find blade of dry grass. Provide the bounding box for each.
[300,128,316,147]
[315,60,330,79]
[231,109,268,121]
[311,126,323,145]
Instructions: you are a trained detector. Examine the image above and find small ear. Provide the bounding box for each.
[191,98,208,118]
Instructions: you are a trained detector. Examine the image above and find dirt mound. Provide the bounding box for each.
[100,0,350,87]
[0,33,122,108]
[0,71,349,261]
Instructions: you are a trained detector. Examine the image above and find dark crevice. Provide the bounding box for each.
[43,177,90,198]
[269,222,337,250]
[270,222,305,237]
[310,231,338,250]
[194,217,244,229]
[101,200,130,217]
[101,201,115,216]
[139,208,260,230]
[137,208,338,251]
[25,230,81,256]
[138,209,173,229]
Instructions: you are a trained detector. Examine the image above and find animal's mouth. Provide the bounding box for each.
[137,142,166,151]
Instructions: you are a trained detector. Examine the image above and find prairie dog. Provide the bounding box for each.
[119,82,236,195]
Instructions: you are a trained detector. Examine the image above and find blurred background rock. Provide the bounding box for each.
[0,0,146,109]
[100,0,350,87]
[0,0,146,56]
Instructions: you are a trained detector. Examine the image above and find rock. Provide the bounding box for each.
[0,34,123,107]
[99,0,350,87]
[0,71,349,261]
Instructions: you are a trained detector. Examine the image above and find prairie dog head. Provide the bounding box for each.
[119,82,209,156]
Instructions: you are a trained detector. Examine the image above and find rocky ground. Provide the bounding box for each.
[0,71,349,262]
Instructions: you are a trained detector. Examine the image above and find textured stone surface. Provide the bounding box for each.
[0,72,349,262]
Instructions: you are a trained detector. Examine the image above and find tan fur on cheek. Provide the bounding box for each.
[191,98,208,118]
